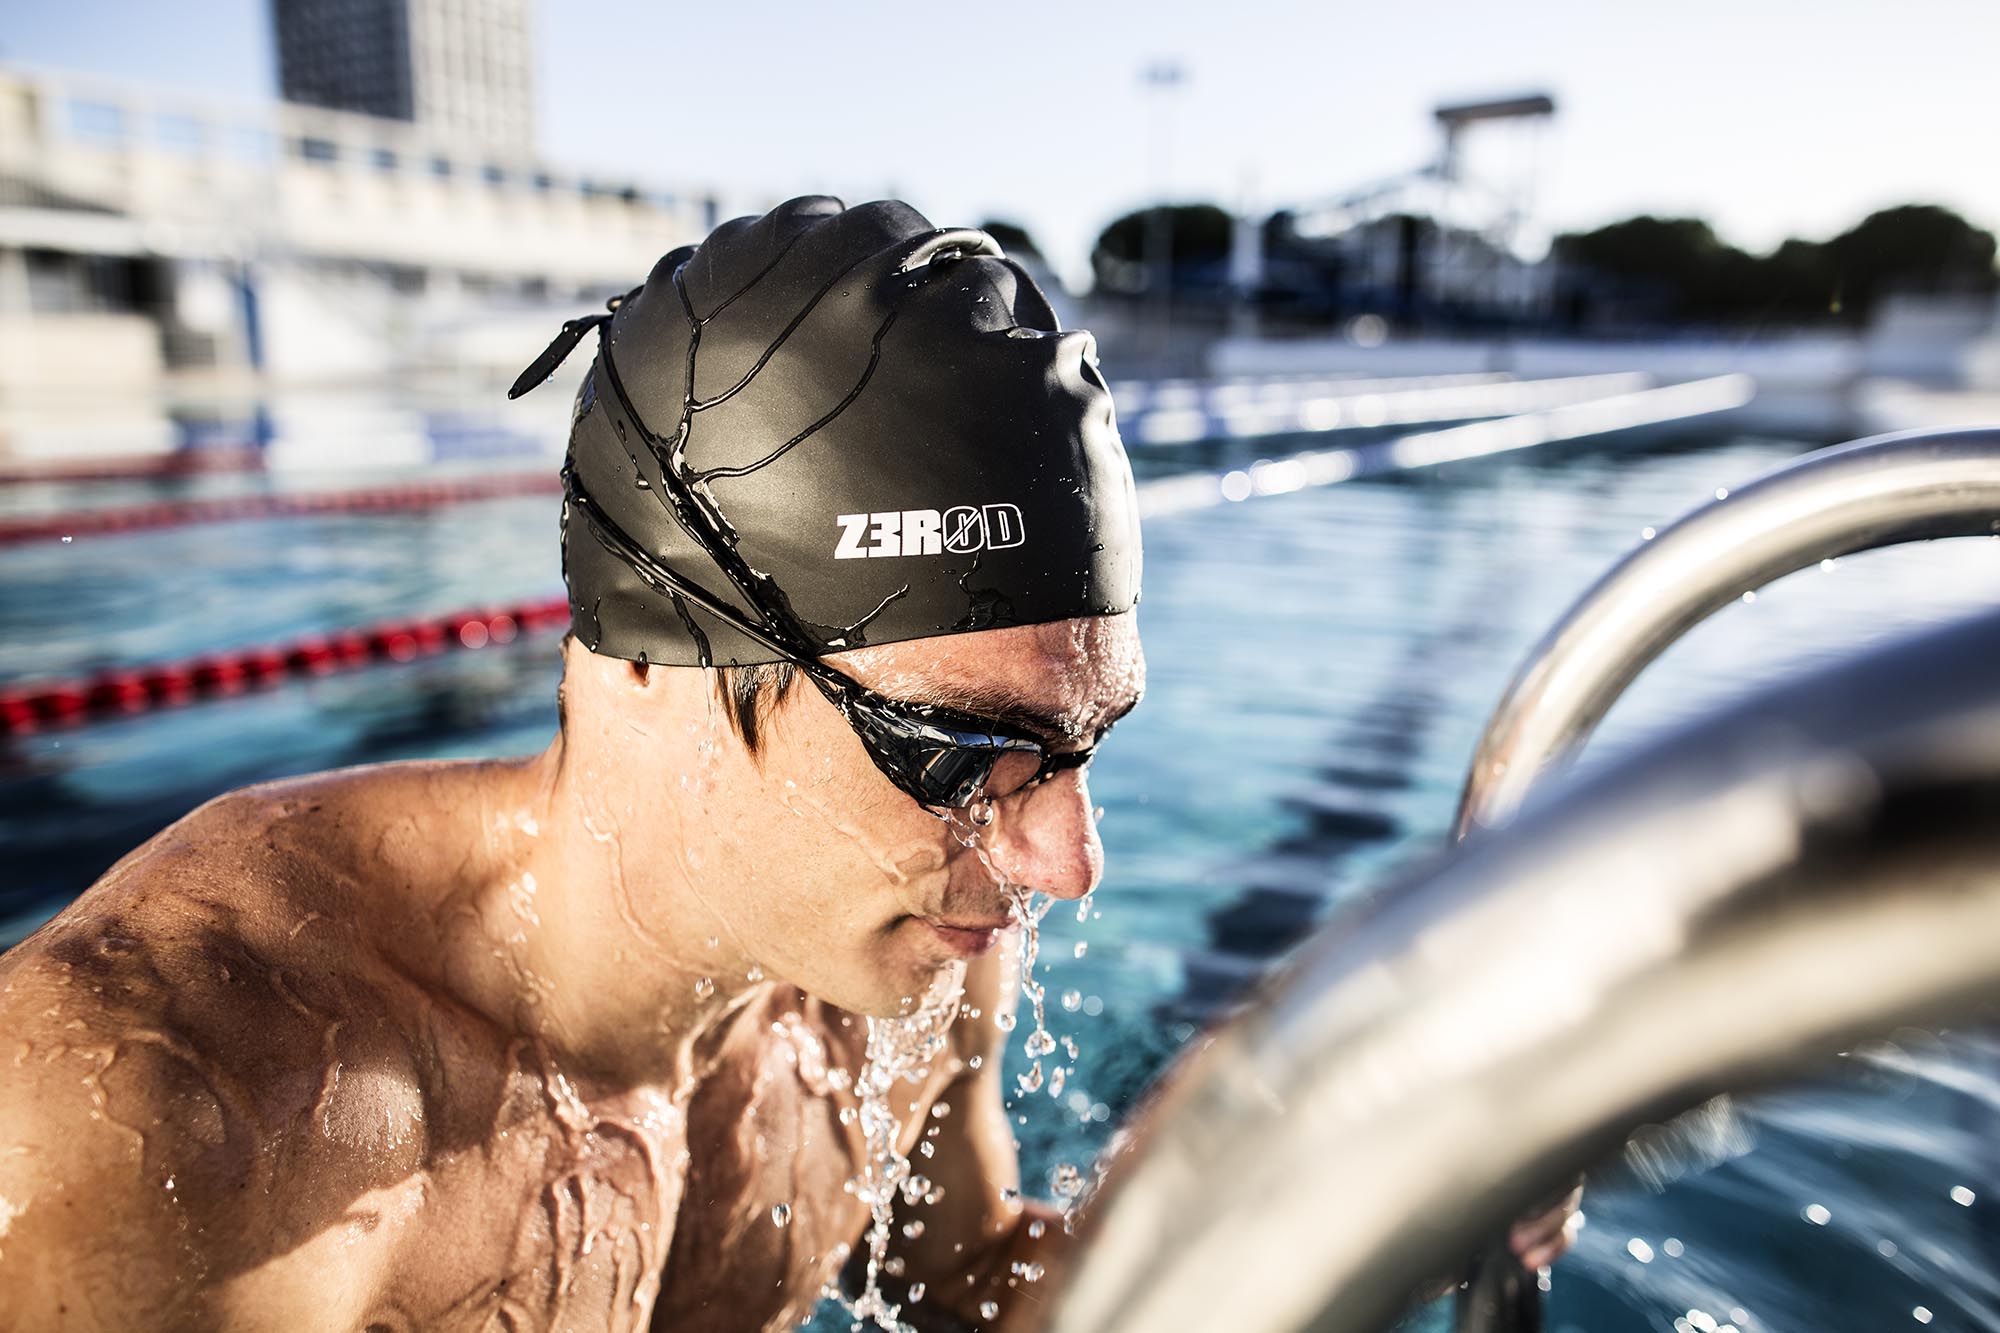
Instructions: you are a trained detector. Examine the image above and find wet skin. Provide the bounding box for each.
[0,617,1142,1331]
[0,611,1575,1328]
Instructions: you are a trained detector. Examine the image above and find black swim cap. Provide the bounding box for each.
[511,195,1141,667]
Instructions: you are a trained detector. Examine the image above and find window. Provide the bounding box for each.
[67,100,126,144]
[298,137,339,164]
[154,115,205,156]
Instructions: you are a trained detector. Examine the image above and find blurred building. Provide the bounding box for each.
[0,58,742,460]
[273,0,535,150]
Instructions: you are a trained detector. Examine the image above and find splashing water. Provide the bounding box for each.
[831,962,967,1331]
[1002,883,1096,1226]
[1007,886,1060,1100]
[816,801,1101,1326]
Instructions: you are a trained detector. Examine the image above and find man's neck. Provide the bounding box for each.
[395,738,774,1092]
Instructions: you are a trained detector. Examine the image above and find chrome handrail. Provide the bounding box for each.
[1450,424,2000,1331]
[1040,605,2000,1333]
[1456,426,2000,837]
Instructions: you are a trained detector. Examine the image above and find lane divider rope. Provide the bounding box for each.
[0,596,572,735]
[0,473,561,545]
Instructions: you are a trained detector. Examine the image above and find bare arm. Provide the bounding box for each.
[0,867,428,1331]
[0,979,225,1328]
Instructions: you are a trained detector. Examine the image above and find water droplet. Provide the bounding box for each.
[60,535,73,544]
[1061,989,1082,1012]
[902,1219,926,1240]
[1626,1237,1655,1263]
[1025,1030,1055,1058]
[1740,590,1757,604]
[1027,1219,1045,1239]
[968,800,996,828]
[693,977,715,1000]
[930,1101,950,1119]
[1640,526,1656,540]
[1017,1063,1043,1095]
[907,1282,925,1303]
[1050,1163,1085,1199]
[1950,1185,1975,1206]
[1663,1237,1685,1257]
[1073,941,1088,959]
[979,1301,1000,1320]
[1914,1307,1933,1324]
[1715,486,1730,500]
[746,964,764,982]
[994,1010,1017,1033]
[1802,1203,1831,1225]
[771,1203,791,1227]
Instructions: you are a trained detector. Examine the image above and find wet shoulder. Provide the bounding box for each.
[0,781,444,1301]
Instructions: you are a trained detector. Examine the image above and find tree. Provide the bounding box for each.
[978,220,1043,262]
[1823,204,1999,318]
[1090,204,1234,295]
[1553,216,1750,321]
[1556,204,1999,327]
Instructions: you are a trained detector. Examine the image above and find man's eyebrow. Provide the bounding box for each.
[912,681,1141,739]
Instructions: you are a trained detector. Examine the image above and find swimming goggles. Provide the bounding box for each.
[564,471,1116,810]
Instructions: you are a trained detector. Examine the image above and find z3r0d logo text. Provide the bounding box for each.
[833,505,1025,559]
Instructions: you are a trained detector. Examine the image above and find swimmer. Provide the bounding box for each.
[0,197,1575,1330]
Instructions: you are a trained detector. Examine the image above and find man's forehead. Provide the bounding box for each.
[836,615,1145,731]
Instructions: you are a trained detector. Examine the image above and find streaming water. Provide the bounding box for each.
[1005,882,1091,1225]
[829,962,967,1331]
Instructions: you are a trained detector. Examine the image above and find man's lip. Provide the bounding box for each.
[927,916,1012,933]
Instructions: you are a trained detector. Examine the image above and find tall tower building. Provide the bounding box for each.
[271,0,535,150]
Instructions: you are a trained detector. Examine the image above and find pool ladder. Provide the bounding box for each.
[1036,426,2000,1333]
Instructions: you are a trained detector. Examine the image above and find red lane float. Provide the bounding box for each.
[0,472,561,545]
[0,595,571,736]
[0,448,266,487]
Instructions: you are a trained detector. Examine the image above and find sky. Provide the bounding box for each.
[7,0,1999,287]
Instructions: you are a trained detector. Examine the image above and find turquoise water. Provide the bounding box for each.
[3,431,1998,1329]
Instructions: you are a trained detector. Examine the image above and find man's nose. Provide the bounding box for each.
[983,770,1102,901]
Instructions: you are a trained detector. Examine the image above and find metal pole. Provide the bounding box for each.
[1456,426,2000,838]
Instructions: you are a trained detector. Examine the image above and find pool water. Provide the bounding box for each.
[3,429,1998,1330]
